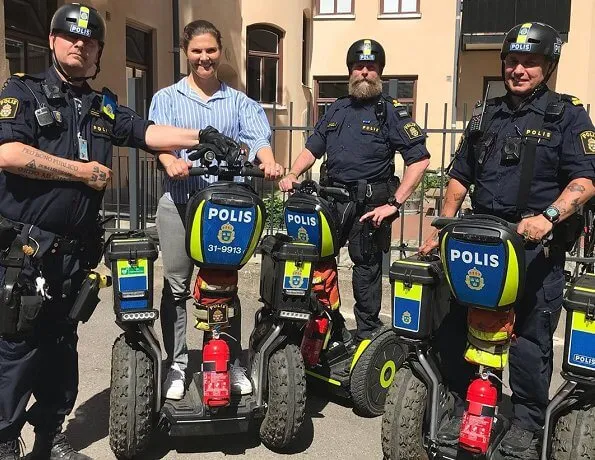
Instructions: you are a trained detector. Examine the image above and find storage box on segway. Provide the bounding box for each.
[562,273,595,377]
[259,233,318,314]
[389,255,449,339]
[104,232,158,319]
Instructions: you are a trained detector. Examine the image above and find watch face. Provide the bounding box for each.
[544,206,559,221]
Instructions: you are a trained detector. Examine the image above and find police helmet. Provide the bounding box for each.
[346,39,386,73]
[500,22,562,62]
[50,3,106,44]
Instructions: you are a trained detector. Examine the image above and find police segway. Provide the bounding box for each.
[106,143,306,459]
[381,214,595,460]
[280,179,405,417]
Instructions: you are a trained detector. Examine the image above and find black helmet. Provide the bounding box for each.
[500,22,562,62]
[346,39,386,73]
[50,3,106,44]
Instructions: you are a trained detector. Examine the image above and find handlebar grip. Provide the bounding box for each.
[188,167,209,176]
[431,217,459,229]
[324,186,350,198]
[240,167,264,178]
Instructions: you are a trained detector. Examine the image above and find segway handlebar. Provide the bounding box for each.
[291,179,350,200]
[188,164,265,178]
[431,214,518,233]
[185,142,265,178]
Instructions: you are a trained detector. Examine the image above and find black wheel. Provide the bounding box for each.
[109,333,155,460]
[381,365,429,460]
[350,332,405,417]
[260,344,306,450]
[550,404,595,459]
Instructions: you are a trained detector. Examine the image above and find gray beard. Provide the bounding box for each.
[348,75,383,100]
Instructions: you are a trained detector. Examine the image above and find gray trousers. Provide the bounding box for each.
[156,195,194,371]
[156,195,243,371]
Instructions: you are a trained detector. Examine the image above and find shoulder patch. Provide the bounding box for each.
[579,130,595,154]
[0,97,19,119]
[403,122,423,140]
[561,94,584,107]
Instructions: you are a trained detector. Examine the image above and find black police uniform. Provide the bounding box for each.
[306,94,430,340]
[437,86,595,432]
[0,65,153,441]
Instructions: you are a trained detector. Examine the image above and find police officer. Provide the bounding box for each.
[279,39,430,346]
[420,22,595,458]
[0,4,212,459]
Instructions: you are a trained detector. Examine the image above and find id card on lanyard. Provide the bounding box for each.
[78,132,89,161]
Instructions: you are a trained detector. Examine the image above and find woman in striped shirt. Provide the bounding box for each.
[149,19,283,401]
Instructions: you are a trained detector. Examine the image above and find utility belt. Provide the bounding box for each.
[328,176,399,205]
[0,215,106,338]
[329,177,400,257]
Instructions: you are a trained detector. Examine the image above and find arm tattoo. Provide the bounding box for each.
[571,198,581,214]
[18,145,79,181]
[567,183,586,193]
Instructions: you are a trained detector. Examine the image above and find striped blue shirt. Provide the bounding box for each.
[148,78,272,204]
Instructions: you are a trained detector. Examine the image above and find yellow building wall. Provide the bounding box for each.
[310,0,459,170]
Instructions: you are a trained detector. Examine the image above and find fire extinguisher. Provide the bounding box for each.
[459,373,498,454]
[202,331,230,408]
[300,315,329,367]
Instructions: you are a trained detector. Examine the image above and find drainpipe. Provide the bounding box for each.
[450,0,462,162]
[172,0,180,81]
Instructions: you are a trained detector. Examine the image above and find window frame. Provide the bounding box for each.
[246,24,284,105]
[125,24,154,116]
[380,0,420,14]
[314,76,418,122]
[316,0,355,15]
[4,0,56,74]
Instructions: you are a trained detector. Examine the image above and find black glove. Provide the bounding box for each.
[199,126,238,159]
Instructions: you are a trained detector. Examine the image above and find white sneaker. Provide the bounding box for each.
[230,364,252,395]
[164,363,186,400]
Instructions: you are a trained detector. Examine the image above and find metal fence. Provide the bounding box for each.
[100,99,595,275]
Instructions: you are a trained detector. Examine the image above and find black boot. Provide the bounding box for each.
[499,424,538,458]
[329,310,352,346]
[0,439,20,460]
[24,432,91,460]
[436,415,462,446]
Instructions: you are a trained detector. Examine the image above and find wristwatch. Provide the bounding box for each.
[542,205,560,224]
[387,196,402,210]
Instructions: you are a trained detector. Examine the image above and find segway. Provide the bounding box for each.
[281,179,405,417]
[381,214,595,460]
[106,142,306,459]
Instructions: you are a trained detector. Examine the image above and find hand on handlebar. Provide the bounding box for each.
[419,228,440,255]
[259,161,285,181]
[279,173,299,192]
[164,157,192,180]
[517,214,553,243]
[359,204,399,228]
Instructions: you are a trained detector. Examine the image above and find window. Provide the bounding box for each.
[381,0,419,14]
[126,25,154,116]
[483,77,506,100]
[317,0,354,15]
[4,0,56,73]
[247,25,283,104]
[316,78,417,120]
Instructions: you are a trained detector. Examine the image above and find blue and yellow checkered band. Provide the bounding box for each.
[515,23,533,43]
[78,6,90,29]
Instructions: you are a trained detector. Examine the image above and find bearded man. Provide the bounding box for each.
[279,39,430,346]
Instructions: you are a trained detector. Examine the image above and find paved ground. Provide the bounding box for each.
[18,247,568,459]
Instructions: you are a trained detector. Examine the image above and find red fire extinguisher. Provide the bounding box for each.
[202,332,230,408]
[459,373,498,454]
[300,315,329,367]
